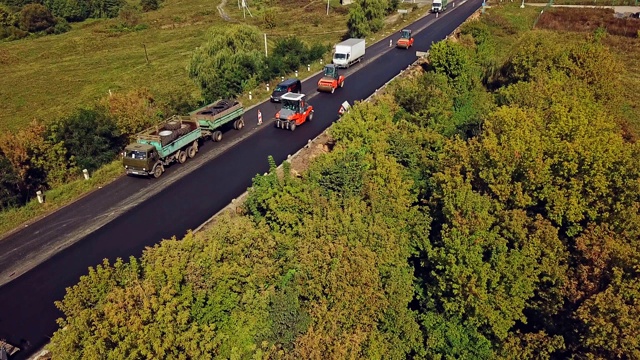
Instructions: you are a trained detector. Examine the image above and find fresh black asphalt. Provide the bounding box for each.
[0,1,482,358]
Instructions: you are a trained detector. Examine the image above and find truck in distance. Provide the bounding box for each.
[332,38,366,68]
[274,92,314,131]
[317,64,345,93]
[396,29,414,49]
[123,99,244,178]
[431,0,448,13]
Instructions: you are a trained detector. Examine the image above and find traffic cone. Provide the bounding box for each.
[257,109,263,126]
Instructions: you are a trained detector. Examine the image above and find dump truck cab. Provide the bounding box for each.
[274,92,314,131]
[396,29,414,49]
[123,143,163,178]
[317,64,345,94]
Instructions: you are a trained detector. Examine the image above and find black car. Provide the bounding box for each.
[271,78,301,102]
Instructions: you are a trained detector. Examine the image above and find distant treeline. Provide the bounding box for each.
[0,0,162,40]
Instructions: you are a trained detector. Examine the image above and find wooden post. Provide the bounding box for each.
[143,44,149,64]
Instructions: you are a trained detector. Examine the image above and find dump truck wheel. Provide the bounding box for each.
[237,118,244,129]
[177,150,187,164]
[340,80,344,88]
[308,111,314,121]
[161,133,175,146]
[187,145,197,159]
[153,165,163,178]
[290,123,296,132]
[331,87,335,94]
[165,121,180,130]
[213,131,222,142]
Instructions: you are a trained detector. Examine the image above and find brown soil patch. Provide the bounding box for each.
[536,8,640,38]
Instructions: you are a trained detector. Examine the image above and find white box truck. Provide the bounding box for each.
[431,0,448,13]
[332,38,366,69]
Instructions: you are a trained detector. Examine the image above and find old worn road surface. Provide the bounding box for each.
[0,1,481,358]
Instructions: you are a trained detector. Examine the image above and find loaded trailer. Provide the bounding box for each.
[189,99,245,141]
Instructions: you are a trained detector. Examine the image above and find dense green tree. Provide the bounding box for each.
[89,0,125,18]
[47,108,126,172]
[347,2,369,38]
[190,25,265,101]
[347,0,387,38]
[43,0,88,21]
[0,153,23,210]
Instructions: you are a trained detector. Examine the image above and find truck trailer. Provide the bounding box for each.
[332,38,366,68]
[189,99,245,141]
[123,99,244,178]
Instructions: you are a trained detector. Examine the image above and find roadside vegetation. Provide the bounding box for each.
[47,3,640,359]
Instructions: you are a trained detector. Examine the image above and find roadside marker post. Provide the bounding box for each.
[257,110,263,126]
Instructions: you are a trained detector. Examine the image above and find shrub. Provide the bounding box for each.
[263,8,276,29]
[118,4,141,28]
[100,88,161,136]
[0,4,17,27]
[47,108,126,172]
[19,3,56,32]
[52,16,70,34]
[140,0,159,11]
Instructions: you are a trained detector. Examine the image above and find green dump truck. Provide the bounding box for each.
[123,99,244,178]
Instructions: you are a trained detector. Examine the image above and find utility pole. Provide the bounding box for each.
[264,33,268,57]
[326,0,330,15]
[520,0,525,8]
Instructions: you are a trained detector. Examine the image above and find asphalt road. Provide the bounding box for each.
[0,1,481,358]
